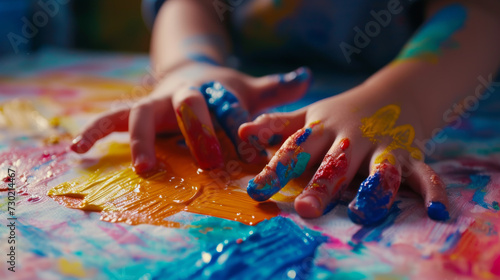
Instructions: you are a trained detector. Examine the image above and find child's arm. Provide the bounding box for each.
[70,0,312,173]
[242,0,500,224]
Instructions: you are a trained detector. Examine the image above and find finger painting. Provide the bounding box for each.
[1,50,500,279]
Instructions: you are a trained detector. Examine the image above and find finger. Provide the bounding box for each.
[238,109,307,148]
[71,108,130,153]
[247,120,331,201]
[250,67,312,112]
[295,137,356,218]
[173,87,224,170]
[407,161,450,221]
[348,154,402,226]
[199,81,267,164]
[129,100,157,173]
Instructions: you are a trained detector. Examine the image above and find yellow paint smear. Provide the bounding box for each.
[360,104,423,165]
[58,258,86,278]
[49,134,280,227]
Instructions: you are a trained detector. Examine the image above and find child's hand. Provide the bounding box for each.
[241,83,450,225]
[70,62,311,173]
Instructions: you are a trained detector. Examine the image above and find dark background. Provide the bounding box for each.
[0,0,151,56]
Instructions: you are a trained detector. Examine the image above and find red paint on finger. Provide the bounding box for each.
[339,138,350,151]
[175,103,224,170]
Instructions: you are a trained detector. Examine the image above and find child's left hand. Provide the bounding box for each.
[240,83,450,225]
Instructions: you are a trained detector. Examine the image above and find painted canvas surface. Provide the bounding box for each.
[0,49,499,280]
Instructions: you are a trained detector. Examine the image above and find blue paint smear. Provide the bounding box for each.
[351,202,402,244]
[187,53,221,66]
[467,174,492,209]
[247,151,311,201]
[156,217,327,280]
[295,127,312,145]
[427,201,450,221]
[348,172,392,226]
[200,81,266,156]
[440,230,462,252]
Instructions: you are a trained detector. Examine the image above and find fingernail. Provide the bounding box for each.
[133,155,153,174]
[247,176,279,202]
[427,201,450,221]
[303,195,322,212]
[70,135,86,152]
[280,67,310,84]
[295,194,324,218]
[348,163,400,226]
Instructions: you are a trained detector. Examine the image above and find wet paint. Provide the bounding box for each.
[302,139,351,214]
[360,104,422,165]
[427,201,450,221]
[352,202,402,244]
[175,102,224,169]
[467,174,494,209]
[200,81,267,163]
[394,4,467,64]
[348,162,401,225]
[49,134,279,227]
[157,217,327,280]
[247,121,321,201]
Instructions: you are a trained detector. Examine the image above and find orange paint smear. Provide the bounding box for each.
[49,134,280,227]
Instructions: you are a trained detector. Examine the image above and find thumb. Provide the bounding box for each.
[238,109,307,148]
[250,67,312,112]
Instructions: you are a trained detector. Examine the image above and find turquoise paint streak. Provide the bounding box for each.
[396,4,467,62]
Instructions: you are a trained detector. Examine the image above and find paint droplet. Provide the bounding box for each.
[339,138,350,151]
[236,238,243,244]
[427,201,450,221]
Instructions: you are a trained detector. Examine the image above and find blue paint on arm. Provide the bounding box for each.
[187,53,221,66]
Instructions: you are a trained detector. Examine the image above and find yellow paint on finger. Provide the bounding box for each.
[360,104,423,166]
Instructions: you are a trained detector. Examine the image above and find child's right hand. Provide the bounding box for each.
[70,62,312,173]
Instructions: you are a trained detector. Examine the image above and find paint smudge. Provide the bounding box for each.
[187,53,221,66]
[301,138,351,214]
[467,174,494,209]
[49,134,280,227]
[157,217,327,280]
[394,4,467,64]
[247,121,321,201]
[0,143,70,197]
[348,162,401,225]
[352,202,402,244]
[360,104,422,164]
[427,201,450,221]
[200,81,267,163]
[175,102,224,170]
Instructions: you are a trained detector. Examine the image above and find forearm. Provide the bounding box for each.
[150,0,231,76]
[362,0,500,130]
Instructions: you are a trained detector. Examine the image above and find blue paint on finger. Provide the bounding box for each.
[200,81,267,158]
[427,201,450,221]
[348,172,392,226]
